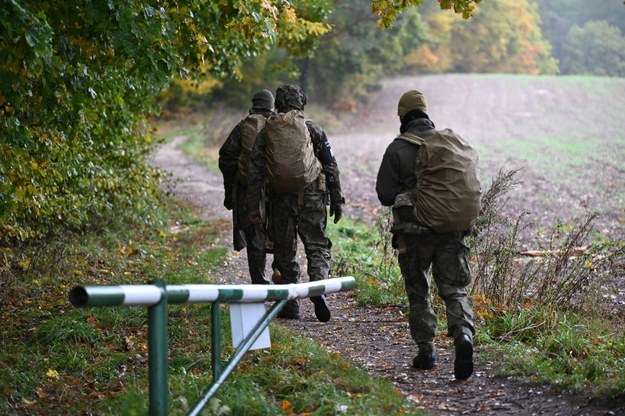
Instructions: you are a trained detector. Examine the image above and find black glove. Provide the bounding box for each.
[329,203,343,224]
[224,197,233,211]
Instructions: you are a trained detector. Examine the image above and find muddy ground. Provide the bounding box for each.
[153,74,625,415]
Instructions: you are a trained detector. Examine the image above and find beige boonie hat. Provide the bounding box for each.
[397,90,428,117]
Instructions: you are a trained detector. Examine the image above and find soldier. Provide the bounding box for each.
[218,90,279,285]
[247,84,345,322]
[375,90,476,380]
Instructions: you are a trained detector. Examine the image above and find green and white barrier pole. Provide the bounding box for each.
[69,277,356,307]
[68,277,356,415]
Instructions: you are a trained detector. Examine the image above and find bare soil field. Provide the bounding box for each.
[154,74,625,415]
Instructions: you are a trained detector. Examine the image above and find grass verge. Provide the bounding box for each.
[0,198,424,415]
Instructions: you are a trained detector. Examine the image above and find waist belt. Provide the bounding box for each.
[390,221,430,235]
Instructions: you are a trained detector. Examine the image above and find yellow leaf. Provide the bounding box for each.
[283,6,296,23]
[46,369,59,379]
[18,257,31,270]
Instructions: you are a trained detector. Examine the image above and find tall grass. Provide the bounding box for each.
[471,169,624,315]
[469,170,625,399]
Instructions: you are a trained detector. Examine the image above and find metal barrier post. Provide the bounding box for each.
[211,302,221,381]
[189,299,287,416]
[148,279,168,416]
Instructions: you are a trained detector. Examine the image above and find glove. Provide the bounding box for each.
[224,197,233,211]
[329,203,343,224]
[248,210,262,226]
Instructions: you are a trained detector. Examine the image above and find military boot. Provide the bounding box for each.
[311,295,331,322]
[454,333,473,380]
[412,342,437,370]
[278,299,300,320]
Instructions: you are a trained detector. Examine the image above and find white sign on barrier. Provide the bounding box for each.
[229,303,271,350]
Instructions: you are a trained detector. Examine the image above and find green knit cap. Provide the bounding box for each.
[397,90,428,117]
[252,89,275,109]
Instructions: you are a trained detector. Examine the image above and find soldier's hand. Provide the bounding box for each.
[224,197,233,211]
[329,203,343,224]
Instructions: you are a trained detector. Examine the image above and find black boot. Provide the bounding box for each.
[311,295,331,322]
[454,333,473,380]
[277,299,300,319]
[412,343,437,370]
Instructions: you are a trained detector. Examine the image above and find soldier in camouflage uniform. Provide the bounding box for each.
[247,84,345,322]
[218,90,278,285]
[375,90,475,380]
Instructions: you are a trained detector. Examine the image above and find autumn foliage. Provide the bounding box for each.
[0,0,330,243]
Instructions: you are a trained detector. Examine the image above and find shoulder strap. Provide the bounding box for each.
[396,131,425,146]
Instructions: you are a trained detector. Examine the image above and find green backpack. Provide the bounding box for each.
[237,114,267,185]
[398,128,481,233]
[263,109,322,193]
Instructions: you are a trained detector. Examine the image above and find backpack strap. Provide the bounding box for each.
[396,129,437,146]
[396,132,425,146]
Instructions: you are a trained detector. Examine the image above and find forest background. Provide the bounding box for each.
[2,0,625,246]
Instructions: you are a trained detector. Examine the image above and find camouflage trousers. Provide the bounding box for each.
[396,229,475,344]
[242,223,271,284]
[235,184,271,284]
[268,182,331,284]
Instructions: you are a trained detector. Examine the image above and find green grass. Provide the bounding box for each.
[0,198,425,416]
[327,215,406,307]
[479,307,625,399]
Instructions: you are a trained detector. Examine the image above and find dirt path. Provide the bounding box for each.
[153,75,624,415]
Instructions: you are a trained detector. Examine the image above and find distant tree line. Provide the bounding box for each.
[536,0,625,77]
[207,0,625,110]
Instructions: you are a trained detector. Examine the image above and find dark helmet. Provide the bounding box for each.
[275,84,307,113]
[251,89,274,110]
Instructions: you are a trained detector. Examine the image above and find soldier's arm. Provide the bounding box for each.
[375,149,402,207]
[218,123,243,208]
[306,121,344,204]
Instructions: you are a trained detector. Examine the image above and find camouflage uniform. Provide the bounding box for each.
[218,91,275,284]
[376,90,475,380]
[247,85,345,320]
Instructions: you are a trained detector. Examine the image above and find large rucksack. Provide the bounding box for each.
[237,114,267,185]
[398,128,481,233]
[263,109,322,193]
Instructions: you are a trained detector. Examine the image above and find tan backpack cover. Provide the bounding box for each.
[399,128,481,233]
[264,110,322,193]
[237,114,267,185]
